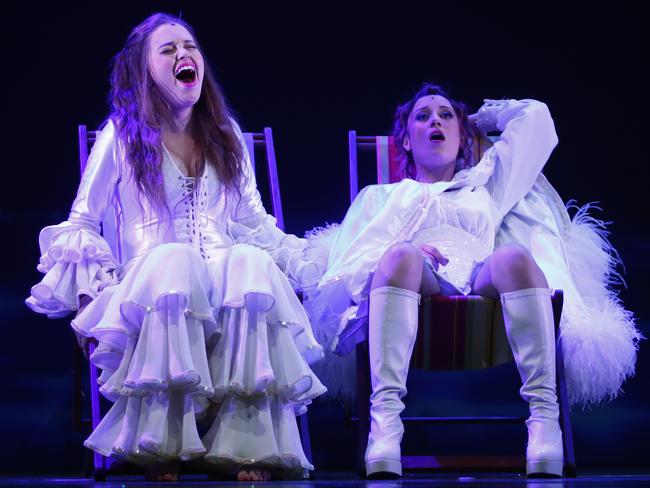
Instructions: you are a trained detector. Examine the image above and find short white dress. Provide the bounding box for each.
[313,100,559,354]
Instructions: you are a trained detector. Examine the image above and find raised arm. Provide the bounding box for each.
[475,99,559,217]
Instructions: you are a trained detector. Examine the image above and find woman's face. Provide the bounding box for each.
[403,95,462,176]
[148,23,205,112]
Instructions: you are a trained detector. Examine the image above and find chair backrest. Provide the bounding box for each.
[347,131,497,203]
[241,128,285,231]
[78,125,285,231]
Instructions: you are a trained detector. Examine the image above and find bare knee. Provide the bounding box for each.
[489,244,547,291]
[372,242,424,290]
[491,244,534,274]
[380,242,423,275]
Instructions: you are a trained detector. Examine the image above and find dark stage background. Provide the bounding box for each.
[1,2,648,474]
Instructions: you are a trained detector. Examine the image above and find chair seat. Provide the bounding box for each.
[349,130,575,476]
[412,294,513,371]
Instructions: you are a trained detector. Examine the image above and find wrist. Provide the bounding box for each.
[473,99,508,133]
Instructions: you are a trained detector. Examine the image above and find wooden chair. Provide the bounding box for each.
[74,125,311,480]
[348,131,576,477]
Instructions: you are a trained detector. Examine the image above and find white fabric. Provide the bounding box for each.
[26,120,326,476]
[306,99,640,407]
[501,288,563,476]
[319,99,557,306]
[365,286,420,476]
[496,175,641,407]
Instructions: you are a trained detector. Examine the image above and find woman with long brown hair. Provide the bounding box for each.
[26,12,325,482]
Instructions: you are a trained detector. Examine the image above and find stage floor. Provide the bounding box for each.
[1,471,650,487]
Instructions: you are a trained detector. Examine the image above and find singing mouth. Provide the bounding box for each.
[429,130,445,142]
[174,62,197,84]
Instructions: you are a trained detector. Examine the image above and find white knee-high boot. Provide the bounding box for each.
[365,286,420,477]
[501,288,564,477]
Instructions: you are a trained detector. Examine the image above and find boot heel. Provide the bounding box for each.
[366,458,402,478]
[526,459,563,477]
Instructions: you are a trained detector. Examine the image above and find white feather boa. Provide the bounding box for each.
[304,197,642,409]
[556,202,641,407]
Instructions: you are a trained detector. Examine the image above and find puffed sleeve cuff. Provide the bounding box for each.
[229,215,323,290]
[473,99,511,133]
[25,222,119,318]
[474,99,553,134]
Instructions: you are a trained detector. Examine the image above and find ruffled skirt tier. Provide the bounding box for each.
[71,242,326,476]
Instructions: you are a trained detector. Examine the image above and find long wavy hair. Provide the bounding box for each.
[392,83,478,180]
[109,13,243,216]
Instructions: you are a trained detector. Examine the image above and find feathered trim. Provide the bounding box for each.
[303,304,358,405]
[302,223,340,322]
[565,201,626,292]
[304,224,340,272]
[303,203,643,409]
[303,223,357,404]
[561,299,640,407]
[561,202,642,407]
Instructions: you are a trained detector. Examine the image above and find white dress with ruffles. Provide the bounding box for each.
[26,120,326,477]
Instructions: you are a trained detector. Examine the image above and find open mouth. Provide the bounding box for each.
[174,64,197,85]
[429,131,445,142]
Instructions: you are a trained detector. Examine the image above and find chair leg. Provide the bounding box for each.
[556,336,577,477]
[73,337,84,431]
[556,340,577,478]
[356,341,371,474]
[88,342,107,478]
[351,290,579,477]
[552,291,577,478]
[298,412,313,465]
[93,468,106,482]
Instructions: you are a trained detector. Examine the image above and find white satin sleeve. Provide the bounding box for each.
[227,121,321,290]
[26,120,120,318]
[484,99,559,217]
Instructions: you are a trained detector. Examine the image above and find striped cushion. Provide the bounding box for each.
[410,295,513,371]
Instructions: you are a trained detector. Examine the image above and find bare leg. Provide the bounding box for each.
[420,260,442,297]
[365,242,440,478]
[472,244,562,477]
[471,244,548,297]
[371,242,441,296]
